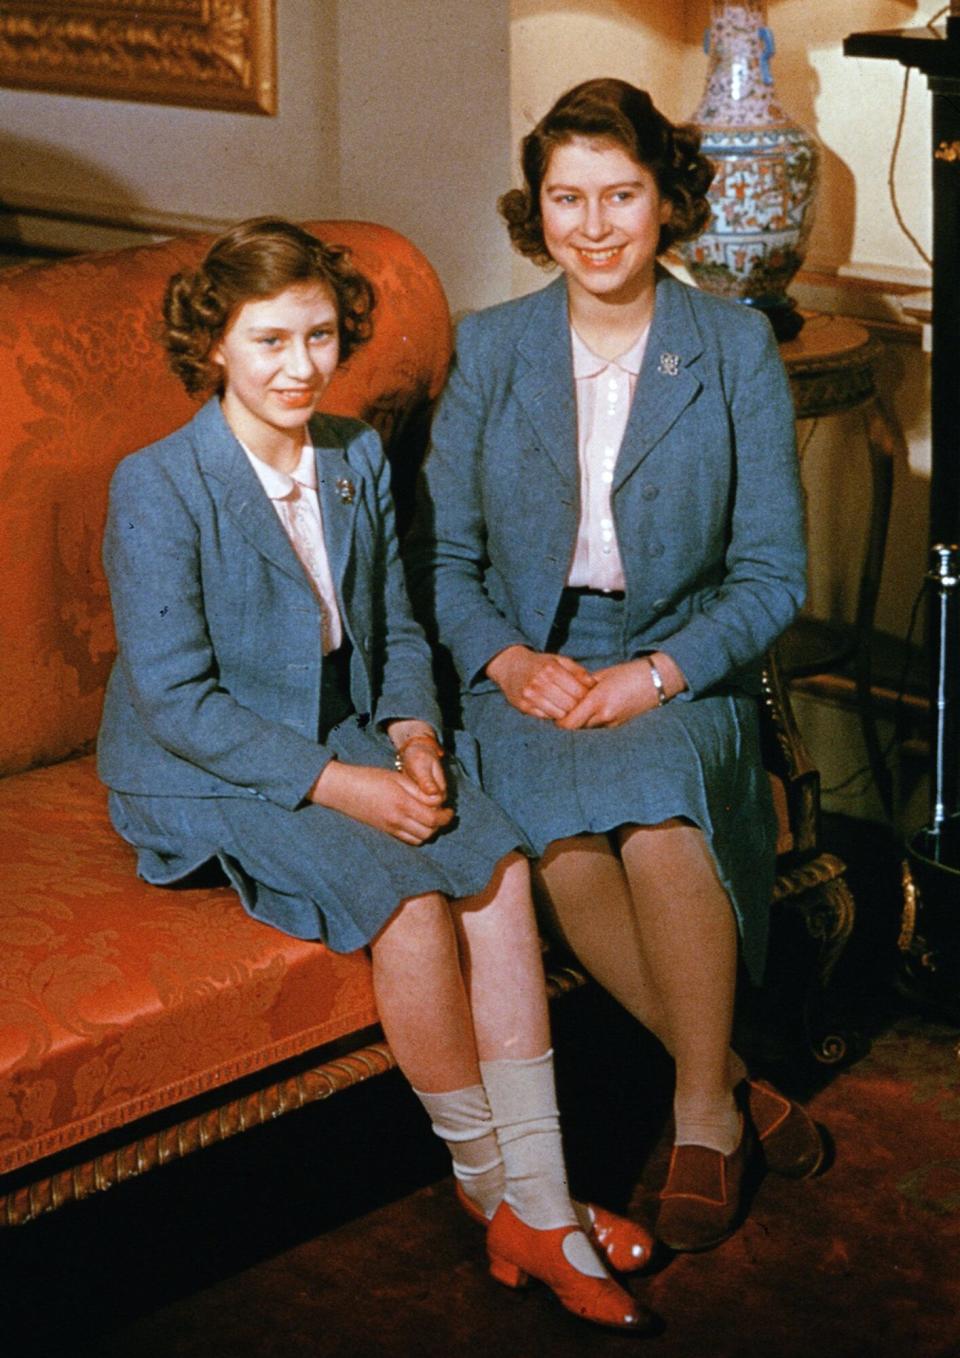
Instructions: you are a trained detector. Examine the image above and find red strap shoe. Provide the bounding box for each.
[582,1203,654,1273]
[486,1201,653,1333]
[454,1181,653,1272]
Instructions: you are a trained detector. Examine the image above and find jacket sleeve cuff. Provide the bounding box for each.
[458,624,532,690]
[375,695,444,735]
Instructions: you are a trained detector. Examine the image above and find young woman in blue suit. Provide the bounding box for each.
[98,218,654,1331]
[407,81,824,1253]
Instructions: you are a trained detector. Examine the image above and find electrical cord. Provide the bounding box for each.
[885,4,949,270]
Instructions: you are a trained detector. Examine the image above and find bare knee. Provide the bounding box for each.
[619,816,692,842]
[539,832,615,875]
[371,890,451,952]
[456,849,531,915]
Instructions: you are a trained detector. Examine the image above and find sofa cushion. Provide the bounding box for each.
[0,757,378,1176]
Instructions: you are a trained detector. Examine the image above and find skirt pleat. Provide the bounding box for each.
[108,717,524,954]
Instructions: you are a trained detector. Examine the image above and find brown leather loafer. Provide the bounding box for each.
[743,1078,825,1179]
[656,1123,751,1253]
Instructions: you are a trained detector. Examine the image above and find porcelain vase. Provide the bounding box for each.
[677,0,820,340]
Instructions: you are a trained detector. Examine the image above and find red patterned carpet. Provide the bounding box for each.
[2,818,959,1358]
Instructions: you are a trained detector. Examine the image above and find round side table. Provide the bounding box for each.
[779,312,909,819]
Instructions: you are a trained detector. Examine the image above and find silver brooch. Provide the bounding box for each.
[657,352,681,377]
[335,477,355,505]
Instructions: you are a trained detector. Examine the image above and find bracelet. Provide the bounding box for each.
[646,658,669,706]
[393,734,444,771]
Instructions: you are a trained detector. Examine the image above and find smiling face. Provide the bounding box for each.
[212,282,340,466]
[540,135,671,310]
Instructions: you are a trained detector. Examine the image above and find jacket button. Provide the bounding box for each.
[649,543,665,558]
[652,597,668,611]
[642,485,659,501]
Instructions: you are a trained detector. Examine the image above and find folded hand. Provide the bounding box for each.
[309,761,453,844]
[557,655,684,729]
[486,645,595,720]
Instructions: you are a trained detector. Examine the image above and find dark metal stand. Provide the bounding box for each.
[845,20,960,1018]
[845,20,960,763]
[844,18,960,549]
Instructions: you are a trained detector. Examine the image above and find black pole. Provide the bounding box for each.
[930,82,960,548]
[843,23,960,550]
[927,544,960,851]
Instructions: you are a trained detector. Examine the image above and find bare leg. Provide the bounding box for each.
[370,889,481,1093]
[450,851,551,1062]
[535,833,673,1049]
[373,856,649,1316]
[450,853,580,1234]
[619,820,740,1152]
[537,828,745,1150]
[410,853,551,1223]
[372,859,604,1267]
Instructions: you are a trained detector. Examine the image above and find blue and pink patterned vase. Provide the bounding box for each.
[677,0,820,340]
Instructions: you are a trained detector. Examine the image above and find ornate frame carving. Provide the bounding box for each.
[0,1,276,114]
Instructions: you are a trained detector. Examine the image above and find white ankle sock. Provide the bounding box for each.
[412,1083,505,1221]
[413,1082,603,1241]
[674,1097,742,1155]
[480,1051,606,1279]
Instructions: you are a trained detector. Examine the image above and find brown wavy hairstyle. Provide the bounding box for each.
[499,78,714,266]
[162,217,376,396]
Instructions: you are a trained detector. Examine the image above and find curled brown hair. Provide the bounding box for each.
[499,78,714,266]
[162,217,376,396]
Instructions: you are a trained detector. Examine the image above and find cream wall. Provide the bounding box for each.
[0,0,512,314]
[335,1,513,314]
[0,0,339,248]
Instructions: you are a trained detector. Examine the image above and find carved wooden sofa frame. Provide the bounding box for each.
[0,228,852,1229]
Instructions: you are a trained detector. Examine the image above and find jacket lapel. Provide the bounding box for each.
[513,277,579,484]
[311,417,361,594]
[194,398,314,591]
[614,270,705,491]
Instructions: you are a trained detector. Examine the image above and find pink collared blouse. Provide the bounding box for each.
[241,439,344,655]
[566,324,650,593]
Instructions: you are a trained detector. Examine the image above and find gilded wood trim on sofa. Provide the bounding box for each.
[0,961,589,1228]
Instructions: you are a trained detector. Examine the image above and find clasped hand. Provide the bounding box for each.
[309,726,452,845]
[487,645,669,729]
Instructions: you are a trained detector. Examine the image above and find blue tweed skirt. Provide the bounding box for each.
[462,591,777,982]
[108,655,524,954]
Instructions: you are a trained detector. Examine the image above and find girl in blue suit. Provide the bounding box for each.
[408,81,823,1253]
[98,218,653,1331]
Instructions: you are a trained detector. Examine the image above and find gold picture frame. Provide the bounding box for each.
[0,0,276,114]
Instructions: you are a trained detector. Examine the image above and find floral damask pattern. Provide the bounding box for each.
[0,758,380,1174]
[0,221,451,1179]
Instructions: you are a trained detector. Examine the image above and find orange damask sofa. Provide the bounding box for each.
[0,222,472,1227]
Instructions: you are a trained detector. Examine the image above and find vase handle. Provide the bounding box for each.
[759,26,775,85]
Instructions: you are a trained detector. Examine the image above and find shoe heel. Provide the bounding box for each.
[489,1252,528,1289]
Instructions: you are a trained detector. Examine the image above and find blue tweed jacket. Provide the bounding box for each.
[407,269,806,697]
[98,398,441,809]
